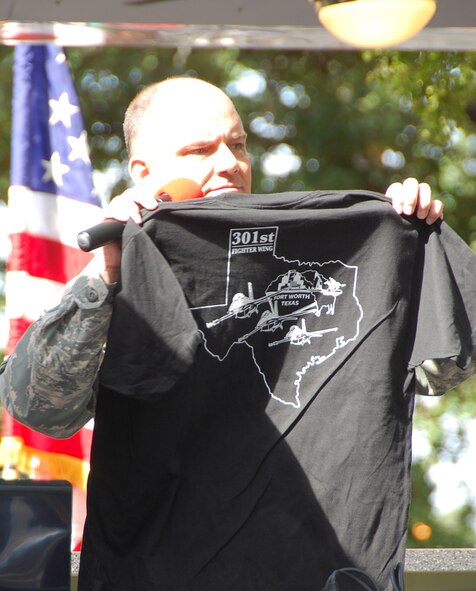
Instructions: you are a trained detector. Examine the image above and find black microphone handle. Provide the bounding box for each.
[77,195,172,252]
[77,219,126,252]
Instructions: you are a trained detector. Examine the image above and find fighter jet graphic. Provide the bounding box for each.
[206,269,346,331]
[268,318,338,348]
[198,252,362,408]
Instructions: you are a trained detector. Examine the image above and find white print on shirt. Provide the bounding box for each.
[192,226,364,408]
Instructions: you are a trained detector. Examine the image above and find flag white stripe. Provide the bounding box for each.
[5,271,65,321]
[8,185,103,248]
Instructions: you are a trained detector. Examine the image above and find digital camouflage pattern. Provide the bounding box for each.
[415,357,476,397]
[0,275,114,438]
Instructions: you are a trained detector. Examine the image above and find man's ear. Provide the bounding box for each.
[128,156,150,185]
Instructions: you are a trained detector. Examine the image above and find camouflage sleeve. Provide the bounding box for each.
[415,355,476,396]
[0,274,115,438]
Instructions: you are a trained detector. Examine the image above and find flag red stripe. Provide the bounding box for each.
[5,317,32,355]
[1,410,89,461]
[8,232,92,283]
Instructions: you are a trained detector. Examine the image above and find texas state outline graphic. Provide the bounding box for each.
[191,226,364,408]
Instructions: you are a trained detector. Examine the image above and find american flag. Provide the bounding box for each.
[0,44,103,549]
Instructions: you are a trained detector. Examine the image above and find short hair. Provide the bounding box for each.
[123,76,223,157]
[123,81,164,157]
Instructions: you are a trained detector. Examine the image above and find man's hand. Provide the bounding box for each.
[94,187,160,285]
[386,177,444,225]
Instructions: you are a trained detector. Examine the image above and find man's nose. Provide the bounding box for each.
[214,143,238,173]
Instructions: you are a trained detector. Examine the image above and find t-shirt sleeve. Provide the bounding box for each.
[99,220,202,400]
[409,221,476,395]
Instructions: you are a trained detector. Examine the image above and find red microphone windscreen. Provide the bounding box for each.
[157,178,203,202]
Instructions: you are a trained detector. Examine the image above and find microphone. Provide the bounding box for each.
[77,178,203,252]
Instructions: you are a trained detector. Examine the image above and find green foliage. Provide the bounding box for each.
[0,44,475,547]
[408,460,476,548]
[2,47,475,241]
[408,376,476,548]
[0,49,13,202]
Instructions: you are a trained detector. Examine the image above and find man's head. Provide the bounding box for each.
[123,77,252,198]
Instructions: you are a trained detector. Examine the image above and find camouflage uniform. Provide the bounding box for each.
[0,273,115,438]
[415,357,476,397]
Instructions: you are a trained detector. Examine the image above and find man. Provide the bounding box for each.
[98,77,441,286]
[0,75,443,434]
[1,77,473,591]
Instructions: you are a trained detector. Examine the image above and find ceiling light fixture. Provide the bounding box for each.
[312,0,437,48]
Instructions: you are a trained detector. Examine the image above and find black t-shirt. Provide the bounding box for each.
[80,190,475,591]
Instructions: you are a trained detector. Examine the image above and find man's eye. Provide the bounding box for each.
[183,146,210,156]
[232,142,246,151]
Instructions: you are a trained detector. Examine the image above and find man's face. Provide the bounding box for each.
[131,84,252,199]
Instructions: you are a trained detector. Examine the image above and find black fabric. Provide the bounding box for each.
[82,190,476,591]
[100,236,202,397]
